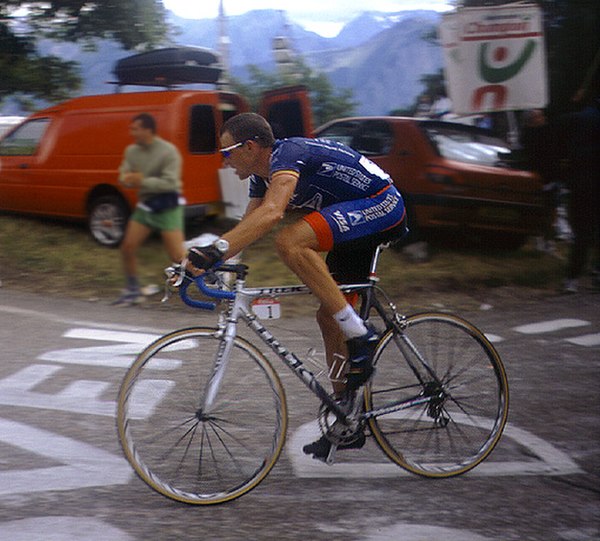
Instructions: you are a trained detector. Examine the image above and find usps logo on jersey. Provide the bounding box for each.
[348,210,366,226]
[332,210,351,232]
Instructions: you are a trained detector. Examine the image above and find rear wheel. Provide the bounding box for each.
[88,194,129,247]
[365,313,509,477]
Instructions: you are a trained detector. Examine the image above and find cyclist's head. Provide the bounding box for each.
[221,113,275,148]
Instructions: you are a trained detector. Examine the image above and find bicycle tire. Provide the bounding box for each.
[365,312,509,477]
[117,326,287,504]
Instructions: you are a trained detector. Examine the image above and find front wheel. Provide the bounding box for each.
[365,313,509,477]
[117,327,288,504]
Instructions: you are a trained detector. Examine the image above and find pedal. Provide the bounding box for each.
[325,442,338,465]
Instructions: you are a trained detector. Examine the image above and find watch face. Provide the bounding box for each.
[215,239,229,254]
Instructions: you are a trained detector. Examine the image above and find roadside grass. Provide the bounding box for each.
[0,213,568,312]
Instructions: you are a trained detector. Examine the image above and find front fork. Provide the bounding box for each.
[201,318,237,413]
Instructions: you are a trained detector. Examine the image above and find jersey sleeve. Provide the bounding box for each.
[270,139,305,176]
[248,175,268,198]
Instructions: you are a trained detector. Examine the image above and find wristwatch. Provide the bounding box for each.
[213,238,230,256]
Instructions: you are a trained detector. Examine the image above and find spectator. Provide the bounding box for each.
[559,99,600,293]
[114,113,186,305]
[429,89,453,119]
[414,94,432,118]
[520,109,564,254]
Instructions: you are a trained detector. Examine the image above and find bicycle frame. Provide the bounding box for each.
[177,243,441,427]
[179,245,385,422]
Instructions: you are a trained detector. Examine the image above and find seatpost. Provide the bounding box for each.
[368,243,386,284]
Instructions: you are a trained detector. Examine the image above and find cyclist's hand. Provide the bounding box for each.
[186,245,221,276]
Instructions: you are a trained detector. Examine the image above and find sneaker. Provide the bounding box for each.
[562,279,578,294]
[112,288,144,306]
[345,325,379,390]
[302,431,366,460]
[140,284,160,296]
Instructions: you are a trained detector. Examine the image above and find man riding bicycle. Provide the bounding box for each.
[187,112,407,459]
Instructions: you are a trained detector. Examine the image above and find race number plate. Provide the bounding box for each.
[252,297,281,319]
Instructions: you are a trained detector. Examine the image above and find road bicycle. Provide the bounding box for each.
[116,244,509,505]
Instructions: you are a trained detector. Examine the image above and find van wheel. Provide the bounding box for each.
[88,195,130,248]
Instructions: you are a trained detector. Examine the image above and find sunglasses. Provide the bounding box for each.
[219,136,258,158]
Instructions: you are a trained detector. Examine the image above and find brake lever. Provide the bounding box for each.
[162,260,187,303]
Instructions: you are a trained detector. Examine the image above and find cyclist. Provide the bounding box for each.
[187,113,407,459]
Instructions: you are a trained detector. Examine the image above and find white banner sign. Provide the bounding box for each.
[440,4,548,114]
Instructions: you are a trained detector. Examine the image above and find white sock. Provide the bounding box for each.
[334,304,367,339]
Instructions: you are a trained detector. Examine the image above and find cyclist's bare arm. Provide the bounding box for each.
[219,171,298,258]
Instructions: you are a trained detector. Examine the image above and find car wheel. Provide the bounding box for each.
[88,195,130,248]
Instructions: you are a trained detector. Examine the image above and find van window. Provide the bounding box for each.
[0,118,50,156]
[189,105,217,154]
[266,101,305,138]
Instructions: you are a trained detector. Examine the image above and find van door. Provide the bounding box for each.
[258,85,313,138]
[0,117,52,213]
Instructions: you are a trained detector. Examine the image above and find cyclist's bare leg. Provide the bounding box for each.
[120,220,152,278]
[277,218,375,396]
[316,305,347,396]
[275,219,348,316]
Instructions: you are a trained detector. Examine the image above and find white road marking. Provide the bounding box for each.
[39,328,184,369]
[0,304,166,333]
[565,333,600,347]
[484,333,504,343]
[513,319,590,334]
[0,364,173,419]
[361,523,495,541]
[0,418,132,495]
[0,517,134,541]
[288,417,582,479]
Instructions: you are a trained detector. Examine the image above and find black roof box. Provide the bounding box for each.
[113,47,222,87]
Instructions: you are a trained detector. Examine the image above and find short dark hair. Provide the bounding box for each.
[221,112,275,147]
[132,113,156,133]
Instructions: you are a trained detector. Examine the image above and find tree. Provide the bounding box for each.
[231,58,356,127]
[1,1,168,108]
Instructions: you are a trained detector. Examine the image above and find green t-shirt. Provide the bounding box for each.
[119,136,182,201]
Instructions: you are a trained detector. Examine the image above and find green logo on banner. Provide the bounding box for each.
[479,40,536,83]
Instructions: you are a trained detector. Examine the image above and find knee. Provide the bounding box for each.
[274,229,296,261]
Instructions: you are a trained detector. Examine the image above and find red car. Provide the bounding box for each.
[314,117,551,248]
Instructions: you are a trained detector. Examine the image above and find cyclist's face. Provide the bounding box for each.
[220,131,255,180]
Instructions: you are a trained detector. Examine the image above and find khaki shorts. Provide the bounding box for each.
[131,206,184,231]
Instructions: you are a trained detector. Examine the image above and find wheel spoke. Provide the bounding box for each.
[117,328,287,504]
[367,313,508,477]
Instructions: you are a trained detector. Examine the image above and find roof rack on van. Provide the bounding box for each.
[112,47,223,90]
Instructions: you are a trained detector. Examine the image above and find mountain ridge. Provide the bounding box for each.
[4,9,444,116]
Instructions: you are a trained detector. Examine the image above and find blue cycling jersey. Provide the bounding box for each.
[248,138,394,209]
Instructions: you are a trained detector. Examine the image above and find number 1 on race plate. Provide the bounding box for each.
[251,297,281,319]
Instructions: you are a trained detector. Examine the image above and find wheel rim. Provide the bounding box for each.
[366,314,509,477]
[90,202,126,245]
[117,329,287,504]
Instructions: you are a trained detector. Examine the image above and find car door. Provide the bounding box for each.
[258,85,313,138]
[0,117,52,213]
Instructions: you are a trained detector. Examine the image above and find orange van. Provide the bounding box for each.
[0,71,311,246]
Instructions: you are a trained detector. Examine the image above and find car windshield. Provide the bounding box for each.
[315,119,393,156]
[420,122,511,167]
